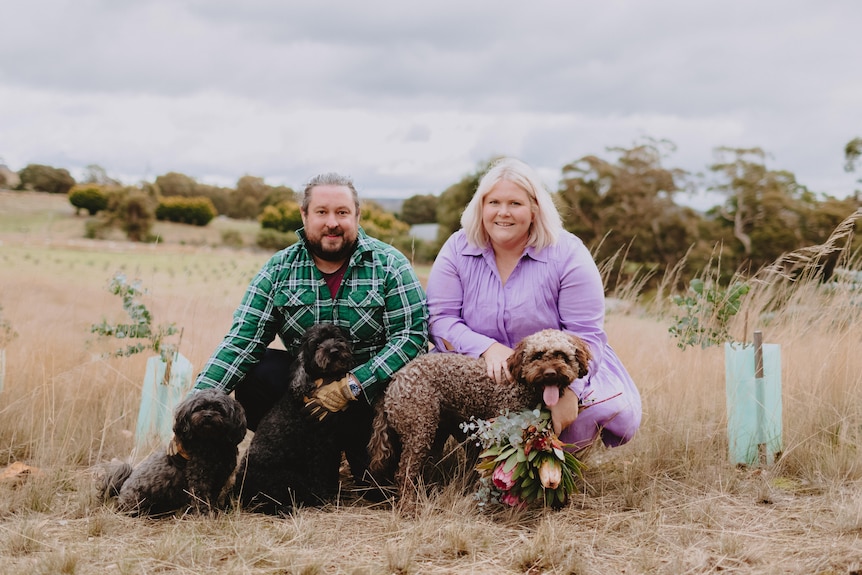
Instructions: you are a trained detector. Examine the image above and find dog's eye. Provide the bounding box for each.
[551,351,568,361]
[530,352,544,362]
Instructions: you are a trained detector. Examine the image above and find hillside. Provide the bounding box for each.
[0,189,263,250]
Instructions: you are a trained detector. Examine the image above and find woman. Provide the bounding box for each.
[426,157,641,450]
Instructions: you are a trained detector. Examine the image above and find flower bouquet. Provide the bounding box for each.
[461,407,585,508]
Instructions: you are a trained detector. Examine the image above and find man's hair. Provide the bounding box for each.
[460,157,563,250]
[301,172,360,213]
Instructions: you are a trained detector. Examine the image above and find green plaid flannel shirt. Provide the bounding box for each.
[194,227,428,401]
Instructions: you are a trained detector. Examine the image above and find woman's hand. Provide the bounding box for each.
[549,388,580,435]
[481,342,514,385]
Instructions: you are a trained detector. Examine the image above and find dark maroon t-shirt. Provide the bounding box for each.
[322,261,348,298]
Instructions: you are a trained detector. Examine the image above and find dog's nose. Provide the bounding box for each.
[543,368,558,378]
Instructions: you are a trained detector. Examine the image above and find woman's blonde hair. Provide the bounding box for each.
[460,157,563,249]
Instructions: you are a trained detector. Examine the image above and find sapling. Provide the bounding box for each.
[668,278,750,349]
[91,273,190,450]
[91,273,179,362]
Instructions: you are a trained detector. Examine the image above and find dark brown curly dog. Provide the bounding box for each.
[98,389,247,516]
[368,329,591,511]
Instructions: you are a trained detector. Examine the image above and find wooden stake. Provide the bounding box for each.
[754,330,766,465]
[754,330,763,378]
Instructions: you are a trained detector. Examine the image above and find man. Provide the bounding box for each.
[194,172,428,483]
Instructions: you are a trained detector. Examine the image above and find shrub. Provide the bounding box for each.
[400,193,438,225]
[360,200,411,243]
[155,196,217,226]
[106,188,156,242]
[220,229,244,248]
[17,163,76,194]
[256,228,297,251]
[84,218,112,239]
[259,201,303,233]
[69,185,109,215]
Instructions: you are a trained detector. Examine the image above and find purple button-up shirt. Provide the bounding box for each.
[426,229,641,447]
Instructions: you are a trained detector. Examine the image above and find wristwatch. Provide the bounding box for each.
[348,375,362,398]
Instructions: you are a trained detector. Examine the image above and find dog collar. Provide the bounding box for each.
[166,437,190,461]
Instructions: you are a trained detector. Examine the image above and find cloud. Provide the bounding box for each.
[1,0,860,204]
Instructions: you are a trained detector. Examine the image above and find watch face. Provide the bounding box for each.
[349,380,362,397]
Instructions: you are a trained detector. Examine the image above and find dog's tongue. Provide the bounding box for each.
[543,386,561,407]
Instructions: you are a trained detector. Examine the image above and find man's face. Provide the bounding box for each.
[301,184,360,263]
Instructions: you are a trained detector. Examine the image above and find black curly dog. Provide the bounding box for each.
[235,323,357,514]
[98,389,247,516]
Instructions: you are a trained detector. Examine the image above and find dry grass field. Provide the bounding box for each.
[1,190,862,574]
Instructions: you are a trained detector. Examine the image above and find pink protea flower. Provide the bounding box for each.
[500,490,527,509]
[492,464,516,491]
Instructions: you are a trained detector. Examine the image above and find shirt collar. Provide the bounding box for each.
[296,227,373,263]
[462,239,548,263]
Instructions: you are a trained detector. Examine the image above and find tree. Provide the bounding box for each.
[846,137,862,195]
[558,140,698,276]
[708,147,809,271]
[106,188,156,242]
[0,159,20,189]
[845,137,862,173]
[262,185,296,209]
[230,175,295,220]
[400,194,438,225]
[17,163,76,194]
[154,172,198,197]
[82,164,122,187]
[435,159,497,244]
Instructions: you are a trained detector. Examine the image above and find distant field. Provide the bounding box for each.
[0,189,432,281]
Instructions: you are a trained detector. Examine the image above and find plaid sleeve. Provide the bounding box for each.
[194,260,282,394]
[352,249,428,400]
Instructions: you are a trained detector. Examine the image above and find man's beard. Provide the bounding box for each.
[305,229,358,262]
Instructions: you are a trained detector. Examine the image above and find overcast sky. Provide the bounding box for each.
[2,1,860,208]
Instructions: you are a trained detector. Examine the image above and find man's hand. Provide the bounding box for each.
[302,375,358,422]
[481,342,514,385]
[548,388,580,436]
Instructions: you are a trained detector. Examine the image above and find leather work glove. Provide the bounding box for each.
[302,375,358,422]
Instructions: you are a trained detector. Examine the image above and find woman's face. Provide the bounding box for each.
[482,180,534,250]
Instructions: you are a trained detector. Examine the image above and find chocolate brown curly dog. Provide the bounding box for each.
[367,329,591,512]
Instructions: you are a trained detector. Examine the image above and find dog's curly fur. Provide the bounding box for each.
[235,323,354,515]
[368,329,592,510]
[98,389,247,516]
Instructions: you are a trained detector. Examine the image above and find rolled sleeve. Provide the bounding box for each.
[194,262,281,393]
[351,248,428,400]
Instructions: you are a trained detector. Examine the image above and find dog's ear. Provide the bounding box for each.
[227,398,248,445]
[567,333,593,379]
[173,395,195,436]
[508,339,527,381]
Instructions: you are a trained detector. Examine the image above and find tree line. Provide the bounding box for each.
[2,137,860,286]
[425,140,861,286]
